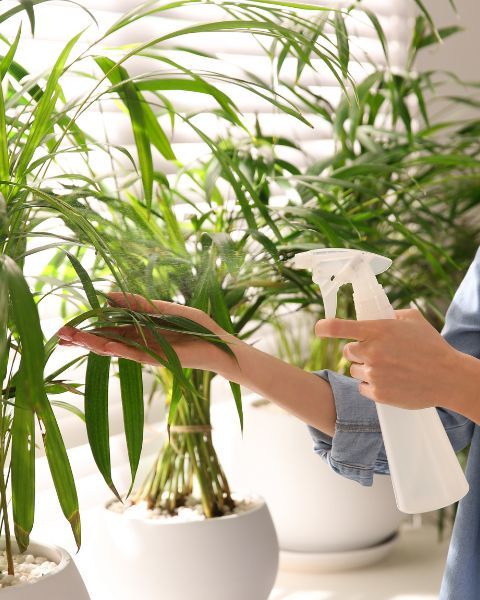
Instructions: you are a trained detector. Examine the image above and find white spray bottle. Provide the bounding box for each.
[294,248,469,514]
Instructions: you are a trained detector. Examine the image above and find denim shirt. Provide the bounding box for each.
[308,248,480,600]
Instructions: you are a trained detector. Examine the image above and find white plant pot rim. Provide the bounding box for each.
[0,539,74,589]
[106,493,266,526]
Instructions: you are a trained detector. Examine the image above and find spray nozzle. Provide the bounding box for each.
[292,248,392,318]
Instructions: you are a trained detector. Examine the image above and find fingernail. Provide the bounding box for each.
[57,326,75,341]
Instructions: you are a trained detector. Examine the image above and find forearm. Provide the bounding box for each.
[215,337,337,436]
[445,350,480,424]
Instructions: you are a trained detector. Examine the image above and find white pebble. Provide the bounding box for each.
[22,563,34,573]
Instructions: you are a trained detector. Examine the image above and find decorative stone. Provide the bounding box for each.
[0,551,58,587]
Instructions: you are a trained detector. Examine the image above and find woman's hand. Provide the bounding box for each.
[315,308,469,411]
[57,291,339,435]
[57,292,239,377]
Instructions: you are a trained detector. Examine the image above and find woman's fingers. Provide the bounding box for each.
[57,326,160,364]
[108,292,193,319]
[343,341,365,362]
[99,340,159,365]
[315,318,369,341]
[358,381,374,400]
[107,292,216,330]
[107,292,161,314]
[349,362,369,382]
[57,327,116,354]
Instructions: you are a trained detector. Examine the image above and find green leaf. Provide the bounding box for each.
[3,256,81,547]
[0,84,9,199]
[39,398,81,549]
[0,1,97,29]
[362,9,389,64]
[95,57,175,210]
[334,11,349,78]
[0,25,22,81]
[50,400,85,421]
[229,382,243,431]
[1,256,44,409]
[417,25,463,50]
[135,77,241,126]
[65,251,100,309]
[85,353,120,499]
[413,0,441,42]
[15,31,83,180]
[21,1,36,35]
[11,376,35,552]
[0,261,7,385]
[118,358,144,494]
[167,378,182,429]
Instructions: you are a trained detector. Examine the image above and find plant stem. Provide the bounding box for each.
[0,446,14,576]
[134,371,234,518]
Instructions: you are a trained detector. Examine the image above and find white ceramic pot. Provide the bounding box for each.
[0,540,90,599]
[93,497,278,600]
[212,397,403,554]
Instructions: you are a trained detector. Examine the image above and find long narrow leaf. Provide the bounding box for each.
[95,57,175,210]
[84,353,120,499]
[65,251,100,309]
[11,377,35,552]
[2,256,44,408]
[0,85,8,198]
[15,31,83,179]
[39,398,81,549]
[118,358,144,494]
[0,24,22,80]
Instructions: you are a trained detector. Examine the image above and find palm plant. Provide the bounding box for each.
[255,14,480,328]
[0,0,463,575]
[80,3,480,521]
[49,0,427,520]
[0,0,371,569]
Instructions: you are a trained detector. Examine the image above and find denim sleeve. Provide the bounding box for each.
[308,248,480,487]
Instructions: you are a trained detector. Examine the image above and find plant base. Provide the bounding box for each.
[0,539,90,599]
[91,494,279,600]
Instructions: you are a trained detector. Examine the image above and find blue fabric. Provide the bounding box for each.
[308,248,480,600]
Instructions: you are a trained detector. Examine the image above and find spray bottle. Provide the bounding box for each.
[293,248,469,514]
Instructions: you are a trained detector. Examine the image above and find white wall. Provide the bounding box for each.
[418,1,480,117]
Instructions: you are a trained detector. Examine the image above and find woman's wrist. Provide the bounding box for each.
[203,334,247,382]
[441,349,480,418]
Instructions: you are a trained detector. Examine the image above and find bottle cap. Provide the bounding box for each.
[293,248,392,318]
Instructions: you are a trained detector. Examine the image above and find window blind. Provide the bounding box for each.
[2,0,415,176]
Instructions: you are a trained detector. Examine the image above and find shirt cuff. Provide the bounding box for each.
[308,369,389,486]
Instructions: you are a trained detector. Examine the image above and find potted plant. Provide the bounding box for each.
[58,6,479,593]
[39,2,363,598]
[0,5,96,593]
[61,183,288,600]
[2,0,464,596]
[212,312,403,570]
[205,9,480,570]
[0,0,294,594]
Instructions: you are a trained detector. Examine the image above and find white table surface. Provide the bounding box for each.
[269,523,450,600]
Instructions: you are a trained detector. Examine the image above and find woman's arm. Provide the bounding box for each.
[218,337,337,436]
[58,292,337,436]
[315,308,480,422]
